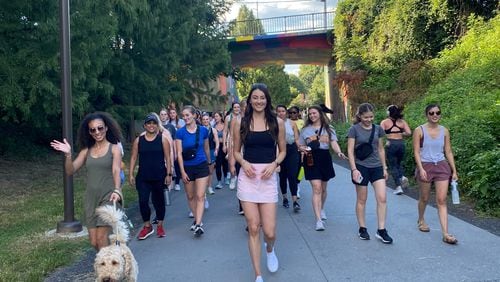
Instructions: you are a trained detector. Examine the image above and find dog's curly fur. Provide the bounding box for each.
[94,205,138,282]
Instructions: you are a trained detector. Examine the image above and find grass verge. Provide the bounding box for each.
[0,155,137,281]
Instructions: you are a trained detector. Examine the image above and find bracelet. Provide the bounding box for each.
[167,173,172,176]
[65,153,71,158]
[351,169,358,172]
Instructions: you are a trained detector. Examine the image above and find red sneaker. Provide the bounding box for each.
[157,225,166,238]
[138,225,154,240]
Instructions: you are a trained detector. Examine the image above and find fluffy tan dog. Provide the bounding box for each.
[94,204,138,282]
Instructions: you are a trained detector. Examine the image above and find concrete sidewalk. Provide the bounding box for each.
[129,163,500,282]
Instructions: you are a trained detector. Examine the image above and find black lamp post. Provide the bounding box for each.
[56,0,82,233]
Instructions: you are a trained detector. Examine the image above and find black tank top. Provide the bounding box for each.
[243,131,276,163]
[138,134,165,180]
[385,119,404,134]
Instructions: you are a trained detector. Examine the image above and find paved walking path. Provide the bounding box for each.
[128,163,499,281]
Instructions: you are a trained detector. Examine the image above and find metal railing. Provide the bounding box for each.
[227,11,335,37]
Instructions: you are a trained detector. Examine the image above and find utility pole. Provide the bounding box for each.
[319,0,327,28]
[57,0,82,233]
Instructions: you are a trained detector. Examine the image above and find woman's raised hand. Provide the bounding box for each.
[50,138,71,154]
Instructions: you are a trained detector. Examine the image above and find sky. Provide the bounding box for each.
[224,0,338,75]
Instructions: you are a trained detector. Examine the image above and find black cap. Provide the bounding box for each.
[319,104,334,114]
[144,114,159,124]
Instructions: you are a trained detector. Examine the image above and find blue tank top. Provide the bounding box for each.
[243,131,276,164]
[138,134,165,180]
[420,125,446,164]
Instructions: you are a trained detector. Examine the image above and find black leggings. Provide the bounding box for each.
[279,144,300,197]
[136,178,165,222]
[387,139,405,186]
[215,146,229,181]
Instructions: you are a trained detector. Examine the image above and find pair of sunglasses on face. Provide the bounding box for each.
[89,126,105,134]
[428,111,441,116]
[288,111,298,115]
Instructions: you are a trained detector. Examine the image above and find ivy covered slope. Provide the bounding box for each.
[404,16,499,215]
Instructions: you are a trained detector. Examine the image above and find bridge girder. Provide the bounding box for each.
[228,30,334,68]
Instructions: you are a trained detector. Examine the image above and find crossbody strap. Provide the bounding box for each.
[193,125,200,149]
[368,125,376,144]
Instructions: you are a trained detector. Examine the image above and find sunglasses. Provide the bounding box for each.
[288,111,298,114]
[428,111,441,116]
[89,126,105,134]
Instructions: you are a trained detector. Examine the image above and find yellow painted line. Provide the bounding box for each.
[235,35,254,42]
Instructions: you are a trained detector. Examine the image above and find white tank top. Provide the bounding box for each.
[420,125,446,164]
[284,119,295,145]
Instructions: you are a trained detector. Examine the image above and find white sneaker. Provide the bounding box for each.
[265,243,279,273]
[401,176,409,188]
[205,198,209,209]
[229,177,237,190]
[208,186,215,194]
[393,186,404,195]
[297,187,301,199]
[320,210,327,220]
[174,184,181,191]
[315,220,325,231]
[225,173,231,185]
[188,211,194,218]
[255,276,264,282]
[215,181,223,189]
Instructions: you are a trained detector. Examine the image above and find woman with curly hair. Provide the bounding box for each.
[50,112,123,250]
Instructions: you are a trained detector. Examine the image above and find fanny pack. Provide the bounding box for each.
[308,127,322,150]
[355,125,375,160]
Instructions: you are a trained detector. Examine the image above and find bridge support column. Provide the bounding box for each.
[324,62,345,122]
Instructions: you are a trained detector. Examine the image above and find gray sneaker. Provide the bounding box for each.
[393,186,404,195]
[315,220,325,231]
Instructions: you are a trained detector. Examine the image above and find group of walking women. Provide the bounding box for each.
[50,83,459,282]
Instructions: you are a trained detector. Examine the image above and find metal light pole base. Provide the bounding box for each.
[56,220,83,233]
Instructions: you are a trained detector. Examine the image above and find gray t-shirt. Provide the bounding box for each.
[299,125,338,150]
[348,123,385,168]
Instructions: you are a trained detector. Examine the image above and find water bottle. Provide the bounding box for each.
[451,180,460,204]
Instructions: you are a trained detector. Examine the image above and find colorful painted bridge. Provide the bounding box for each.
[227,12,334,67]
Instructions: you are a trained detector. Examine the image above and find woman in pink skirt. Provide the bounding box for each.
[232,83,286,282]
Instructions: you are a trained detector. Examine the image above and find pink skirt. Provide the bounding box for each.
[237,163,278,203]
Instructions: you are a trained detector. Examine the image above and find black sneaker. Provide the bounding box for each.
[358,227,370,240]
[376,229,393,244]
[293,201,301,212]
[151,217,158,225]
[282,198,289,208]
[194,225,204,237]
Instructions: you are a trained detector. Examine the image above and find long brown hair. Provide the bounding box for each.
[240,83,278,142]
[305,105,334,140]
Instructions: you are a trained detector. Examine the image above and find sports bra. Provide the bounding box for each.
[385,119,404,134]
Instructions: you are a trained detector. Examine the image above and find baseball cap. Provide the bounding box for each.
[144,114,159,124]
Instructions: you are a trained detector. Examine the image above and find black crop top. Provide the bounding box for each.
[243,131,276,163]
[385,119,404,134]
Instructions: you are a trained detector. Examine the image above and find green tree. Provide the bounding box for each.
[298,65,323,92]
[237,65,291,107]
[229,4,264,36]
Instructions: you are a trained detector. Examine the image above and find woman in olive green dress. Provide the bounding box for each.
[51,112,123,250]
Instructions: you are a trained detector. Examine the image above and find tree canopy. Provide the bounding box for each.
[0,0,232,153]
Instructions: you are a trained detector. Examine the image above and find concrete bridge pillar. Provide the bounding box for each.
[324,62,345,122]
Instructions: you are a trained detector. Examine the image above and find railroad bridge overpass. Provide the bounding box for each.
[226,11,345,121]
